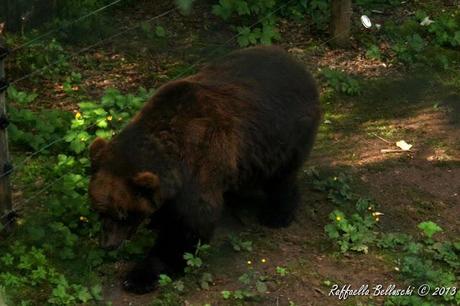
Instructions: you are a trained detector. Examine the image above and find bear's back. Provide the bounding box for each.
[197,46,318,108]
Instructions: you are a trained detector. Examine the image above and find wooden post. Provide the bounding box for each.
[330,0,353,48]
[0,33,12,232]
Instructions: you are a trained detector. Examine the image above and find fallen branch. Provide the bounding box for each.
[380,149,412,153]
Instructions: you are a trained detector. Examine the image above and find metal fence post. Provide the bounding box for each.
[0,34,13,232]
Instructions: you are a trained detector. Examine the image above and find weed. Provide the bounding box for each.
[7,86,72,151]
[385,221,459,305]
[183,242,214,290]
[8,39,69,78]
[275,266,288,277]
[1,86,154,304]
[221,268,268,303]
[212,0,280,47]
[321,69,361,96]
[366,45,382,60]
[228,234,253,252]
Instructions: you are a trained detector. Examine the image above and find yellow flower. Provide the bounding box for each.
[79,216,88,222]
[336,216,342,221]
[261,258,267,263]
[75,112,82,120]
[375,217,380,222]
[107,116,113,121]
[247,260,252,265]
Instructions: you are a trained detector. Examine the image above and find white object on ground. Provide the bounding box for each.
[420,16,435,26]
[361,15,372,28]
[396,140,413,151]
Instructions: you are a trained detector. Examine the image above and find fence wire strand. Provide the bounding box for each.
[10,7,177,85]
[11,0,125,53]
[0,173,68,226]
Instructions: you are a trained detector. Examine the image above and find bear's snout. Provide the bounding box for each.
[100,231,124,250]
[99,218,133,250]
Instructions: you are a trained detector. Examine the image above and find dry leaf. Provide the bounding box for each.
[396,140,412,151]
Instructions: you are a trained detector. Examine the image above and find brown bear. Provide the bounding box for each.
[88,46,321,294]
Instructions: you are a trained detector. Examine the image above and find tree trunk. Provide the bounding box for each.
[330,0,352,48]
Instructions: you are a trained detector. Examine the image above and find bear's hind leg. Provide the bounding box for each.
[259,160,302,228]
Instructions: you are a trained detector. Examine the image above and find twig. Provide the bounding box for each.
[371,133,392,144]
[380,149,411,153]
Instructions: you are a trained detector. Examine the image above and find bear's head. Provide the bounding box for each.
[88,137,168,250]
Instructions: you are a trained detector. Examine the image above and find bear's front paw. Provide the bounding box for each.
[122,258,167,294]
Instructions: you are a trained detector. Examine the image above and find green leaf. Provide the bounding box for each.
[256,280,268,293]
[221,290,232,299]
[155,26,166,38]
[0,254,14,266]
[158,274,172,287]
[454,31,460,46]
[175,0,195,15]
[200,272,213,289]
[418,221,443,239]
[76,287,92,303]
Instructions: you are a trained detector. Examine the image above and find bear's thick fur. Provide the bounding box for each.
[89,46,321,293]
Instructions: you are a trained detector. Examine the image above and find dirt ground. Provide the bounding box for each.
[12,2,459,305]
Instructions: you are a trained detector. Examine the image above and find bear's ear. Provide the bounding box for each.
[89,137,108,161]
[133,172,161,191]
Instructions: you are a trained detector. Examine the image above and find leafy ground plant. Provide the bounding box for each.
[221,268,268,304]
[315,167,459,305]
[212,0,280,47]
[7,86,72,151]
[383,221,460,305]
[228,233,253,252]
[0,86,155,305]
[309,171,379,253]
[321,69,361,96]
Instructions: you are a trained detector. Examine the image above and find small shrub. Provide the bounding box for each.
[0,243,101,305]
[212,0,280,47]
[228,234,253,252]
[321,69,361,96]
[7,86,72,151]
[221,268,268,302]
[10,39,69,78]
[365,44,382,60]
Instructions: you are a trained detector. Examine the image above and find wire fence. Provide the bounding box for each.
[1,0,350,229]
[1,0,297,181]
[10,7,177,85]
[10,0,125,54]
[0,6,178,181]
